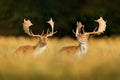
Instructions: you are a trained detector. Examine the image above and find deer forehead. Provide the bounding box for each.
[40,36,48,41]
[79,34,87,38]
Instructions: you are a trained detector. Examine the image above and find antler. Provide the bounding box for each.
[73,21,83,37]
[46,18,57,37]
[23,19,40,37]
[87,17,106,35]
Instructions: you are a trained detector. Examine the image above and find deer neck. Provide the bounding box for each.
[35,40,47,47]
[76,41,88,57]
[33,41,47,56]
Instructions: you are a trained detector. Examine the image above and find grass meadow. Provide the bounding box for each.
[0,36,120,80]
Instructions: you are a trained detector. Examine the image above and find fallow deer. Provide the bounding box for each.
[59,17,106,57]
[15,18,57,56]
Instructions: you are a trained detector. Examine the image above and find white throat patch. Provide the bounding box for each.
[34,46,46,56]
[80,42,88,54]
[76,42,88,57]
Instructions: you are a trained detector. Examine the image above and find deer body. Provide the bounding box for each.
[59,17,106,57]
[16,39,47,56]
[15,18,56,56]
[60,33,89,56]
[60,42,88,56]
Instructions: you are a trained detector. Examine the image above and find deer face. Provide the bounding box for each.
[39,36,48,45]
[77,33,89,43]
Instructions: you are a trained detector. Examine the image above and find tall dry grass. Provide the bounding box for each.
[0,36,120,80]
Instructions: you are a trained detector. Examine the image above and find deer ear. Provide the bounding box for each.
[38,36,42,40]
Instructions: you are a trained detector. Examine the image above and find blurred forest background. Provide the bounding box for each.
[0,0,120,38]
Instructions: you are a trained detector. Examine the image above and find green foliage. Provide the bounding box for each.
[0,0,120,37]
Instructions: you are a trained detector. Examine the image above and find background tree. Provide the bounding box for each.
[0,0,119,37]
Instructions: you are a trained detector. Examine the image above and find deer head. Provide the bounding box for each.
[72,21,89,42]
[23,18,57,44]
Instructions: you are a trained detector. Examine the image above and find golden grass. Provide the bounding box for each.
[0,36,120,80]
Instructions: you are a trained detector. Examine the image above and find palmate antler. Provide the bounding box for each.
[76,22,83,37]
[46,18,57,37]
[73,17,106,36]
[23,18,57,38]
[23,19,41,37]
[72,21,84,37]
[86,17,106,35]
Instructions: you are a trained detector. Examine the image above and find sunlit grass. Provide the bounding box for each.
[0,36,120,80]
